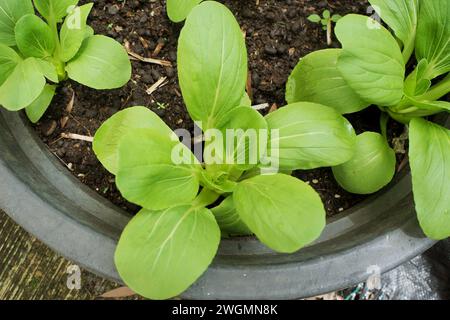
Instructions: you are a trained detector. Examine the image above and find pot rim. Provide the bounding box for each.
[1,110,445,299]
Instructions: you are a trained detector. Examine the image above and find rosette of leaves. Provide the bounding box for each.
[0,0,131,122]
[286,0,450,240]
[93,1,357,299]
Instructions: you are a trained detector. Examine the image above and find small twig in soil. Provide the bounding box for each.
[124,39,171,66]
[397,155,410,173]
[327,19,332,46]
[128,50,172,67]
[66,89,75,113]
[69,114,92,136]
[139,36,149,49]
[252,103,270,111]
[61,133,94,143]
[246,72,253,100]
[269,103,278,113]
[60,116,69,129]
[146,77,168,95]
[152,41,165,57]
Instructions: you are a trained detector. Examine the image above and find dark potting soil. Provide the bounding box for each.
[33,0,405,216]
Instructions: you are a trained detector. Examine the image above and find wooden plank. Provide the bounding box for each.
[0,210,128,300]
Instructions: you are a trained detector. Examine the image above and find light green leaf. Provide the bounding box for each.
[33,0,79,22]
[178,1,247,129]
[84,25,94,39]
[409,118,450,240]
[407,96,450,112]
[35,58,58,83]
[59,3,93,62]
[286,49,369,114]
[0,0,34,46]
[368,0,419,61]
[240,91,251,107]
[116,129,201,210]
[322,10,330,19]
[336,14,405,106]
[415,0,450,79]
[211,196,252,236]
[331,14,342,23]
[265,102,356,170]
[404,59,431,97]
[93,106,173,175]
[205,106,268,171]
[307,14,321,23]
[115,206,220,300]
[332,132,396,194]
[234,174,326,253]
[167,0,202,22]
[66,35,131,89]
[15,14,55,58]
[0,58,45,111]
[0,44,22,85]
[25,84,56,123]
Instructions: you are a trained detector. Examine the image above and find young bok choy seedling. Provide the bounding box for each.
[286,0,450,240]
[93,1,357,300]
[0,0,131,122]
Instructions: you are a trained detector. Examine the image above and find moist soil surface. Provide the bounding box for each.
[34,0,405,216]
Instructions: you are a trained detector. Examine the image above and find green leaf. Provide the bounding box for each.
[25,84,56,123]
[93,106,173,175]
[404,59,431,97]
[211,196,252,236]
[0,44,22,85]
[322,10,330,19]
[0,58,45,111]
[409,118,450,240]
[332,132,396,194]
[368,0,419,61]
[265,102,356,170]
[415,0,450,78]
[205,106,268,171]
[234,174,326,253]
[59,3,93,62]
[240,91,251,107]
[178,1,247,129]
[335,14,405,106]
[307,14,321,23]
[116,129,201,210]
[331,14,342,23]
[84,25,94,39]
[33,0,79,22]
[406,96,450,113]
[66,35,131,89]
[0,0,34,46]
[15,14,55,58]
[167,0,202,23]
[286,49,369,114]
[115,206,220,300]
[35,58,58,83]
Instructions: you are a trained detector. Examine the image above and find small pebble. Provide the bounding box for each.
[334,194,341,199]
[312,179,319,184]
[264,45,278,56]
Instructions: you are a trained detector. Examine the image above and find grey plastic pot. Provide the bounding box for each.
[0,109,446,300]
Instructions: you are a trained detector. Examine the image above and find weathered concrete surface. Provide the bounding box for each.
[0,209,124,300]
